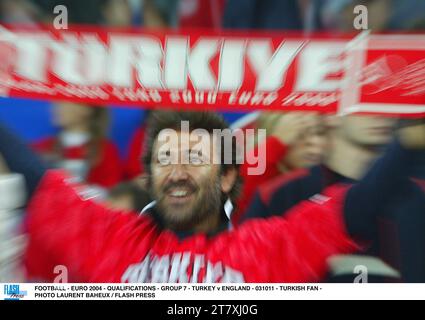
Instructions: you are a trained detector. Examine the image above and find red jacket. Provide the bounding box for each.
[25,170,359,283]
[179,0,226,29]
[233,136,288,225]
[124,127,146,179]
[32,137,122,188]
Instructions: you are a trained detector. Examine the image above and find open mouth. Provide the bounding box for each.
[165,187,196,204]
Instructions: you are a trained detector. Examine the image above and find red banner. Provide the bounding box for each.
[0,25,424,116]
[340,34,425,117]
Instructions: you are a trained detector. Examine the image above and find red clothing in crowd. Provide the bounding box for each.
[233,136,288,225]
[25,170,359,283]
[178,0,226,29]
[32,137,122,188]
[124,127,146,179]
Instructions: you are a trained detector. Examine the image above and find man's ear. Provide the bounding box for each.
[135,173,149,190]
[220,167,238,194]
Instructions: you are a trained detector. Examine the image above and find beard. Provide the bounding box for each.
[152,174,223,231]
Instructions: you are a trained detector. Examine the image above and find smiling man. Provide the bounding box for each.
[0,110,423,283]
[150,127,226,233]
[141,112,242,235]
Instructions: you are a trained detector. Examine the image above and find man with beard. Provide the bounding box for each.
[139,112,243,237]
[0,110,423,282]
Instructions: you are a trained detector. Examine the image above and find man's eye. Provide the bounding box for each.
[158,158,170,166]
[189,156,203,165]
[189,152,206,165]
[157,153,171,166]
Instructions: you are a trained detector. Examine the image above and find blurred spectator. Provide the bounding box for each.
[320,0,391,32]
[0,157,26,282]
[125,118,147,179]
[316,0,425,32]
[223,0,303,30]
[239,116,425,282]
[232,111,327,224]
[143,0,179,28]
[0,0,43,24]
[32,102,123,188]
[33,0,104,24]
[241,115,397,224]
[178,0,226,29]
[100,0,134,26]
[105,180,151,212]
[20,0,143,26]
[255,112,326,173]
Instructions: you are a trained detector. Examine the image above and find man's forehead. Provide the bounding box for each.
[154,130,214,149]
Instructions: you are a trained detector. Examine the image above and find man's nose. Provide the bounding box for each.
[168,163,189,181]
[306,134,324,147]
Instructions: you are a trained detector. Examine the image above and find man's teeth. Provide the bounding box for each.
[170,190,189,197]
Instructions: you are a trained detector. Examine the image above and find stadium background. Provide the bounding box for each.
[0,98,246,157]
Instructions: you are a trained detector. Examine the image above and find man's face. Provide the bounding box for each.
[284,115,327,170]
[150,131,223,230]
[339,115,397,147]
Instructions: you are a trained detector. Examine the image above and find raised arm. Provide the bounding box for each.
[344,123,425,239]
[222,124,425,282]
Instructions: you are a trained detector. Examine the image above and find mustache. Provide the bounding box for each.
[162,180,198,193]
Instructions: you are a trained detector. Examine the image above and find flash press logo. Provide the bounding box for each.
[3,284,27,300]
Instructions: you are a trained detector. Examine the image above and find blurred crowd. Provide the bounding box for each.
[1,0,425,31]
[0,0,424,283]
